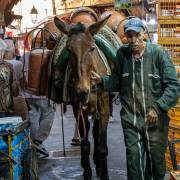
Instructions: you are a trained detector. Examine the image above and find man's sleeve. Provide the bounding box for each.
[155,48,180,111]
[101,49,122,92]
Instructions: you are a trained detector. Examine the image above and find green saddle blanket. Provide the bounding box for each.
[53,25,122,67]
[48,25,122,103]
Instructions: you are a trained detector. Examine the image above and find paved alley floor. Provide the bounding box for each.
[39,103,127,180]
[39,103,170,180]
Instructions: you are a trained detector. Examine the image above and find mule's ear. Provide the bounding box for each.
[88,14,111,35]
[54,16,70,34]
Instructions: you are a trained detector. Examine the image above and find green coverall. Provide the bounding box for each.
[102,42,180,180]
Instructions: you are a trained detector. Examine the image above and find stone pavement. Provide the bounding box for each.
[39,104,170,180]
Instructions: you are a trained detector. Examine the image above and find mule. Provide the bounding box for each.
[54,15,111,180]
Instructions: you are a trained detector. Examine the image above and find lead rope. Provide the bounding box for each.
[95,84,100,119]
[76,103,87,141]
[60,103,66,156]
[63,63,71,103]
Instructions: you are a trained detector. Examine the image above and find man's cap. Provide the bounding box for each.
[124,17,145,33]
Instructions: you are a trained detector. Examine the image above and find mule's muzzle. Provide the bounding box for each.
[77,91,89,104]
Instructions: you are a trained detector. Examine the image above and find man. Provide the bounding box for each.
[27,97,54,157]
[3,39,24,88]
[92,17,180,180]
[3,39,28,120]
[21,38,55,157]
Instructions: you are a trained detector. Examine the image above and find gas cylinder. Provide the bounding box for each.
[100,10,127,44]
[100,10,125,32]
[70,7,98,24]
[27,48,52,96]
[116,18,128,44]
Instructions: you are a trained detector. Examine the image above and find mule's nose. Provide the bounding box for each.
[78,91,89,104]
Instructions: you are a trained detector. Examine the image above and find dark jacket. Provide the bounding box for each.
[102,42,180,129]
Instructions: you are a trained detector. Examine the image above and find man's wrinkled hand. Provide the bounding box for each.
[146,107,158,128]
[91,71,102,84]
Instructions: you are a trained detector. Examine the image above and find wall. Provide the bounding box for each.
[12,0,53,32]
[54,0,113,15]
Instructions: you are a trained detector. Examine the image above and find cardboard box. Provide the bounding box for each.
[170,171,180,180]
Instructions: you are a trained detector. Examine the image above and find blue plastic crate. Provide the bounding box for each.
[0,117,30,179]
[0,162,23,179]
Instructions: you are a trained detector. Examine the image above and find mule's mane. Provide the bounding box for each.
[69,23,86,36]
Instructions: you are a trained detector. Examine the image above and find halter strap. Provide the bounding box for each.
[95,44,111,75]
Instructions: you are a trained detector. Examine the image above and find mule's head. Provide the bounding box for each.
[54,15,110,104]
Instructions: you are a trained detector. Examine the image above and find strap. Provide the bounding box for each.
[95,45,111,75]
[63,63,71,103]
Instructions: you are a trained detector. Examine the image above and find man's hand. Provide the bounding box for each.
[146,107,158,128]
[91,71,102,84]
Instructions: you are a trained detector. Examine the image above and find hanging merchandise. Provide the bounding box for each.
[158,0,180,171]
[114,0,132,10]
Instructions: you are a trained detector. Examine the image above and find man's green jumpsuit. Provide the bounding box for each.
[102,42,180,180]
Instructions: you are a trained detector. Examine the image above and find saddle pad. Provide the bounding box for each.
[52,25,122,66]
[98,25,122,50]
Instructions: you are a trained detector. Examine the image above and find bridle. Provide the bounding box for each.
[65,44,100,141]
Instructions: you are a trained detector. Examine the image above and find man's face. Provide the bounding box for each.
[125,30,144,51]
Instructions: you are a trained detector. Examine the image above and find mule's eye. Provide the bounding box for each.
[66,41,71,49]
[90,46,95,51]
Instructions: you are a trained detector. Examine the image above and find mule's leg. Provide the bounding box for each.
[72,105,92,180]
[79,116,92,180]
[81,140,92,180]
[98,125,109,180]
[92,118,100,176]
[93,120,109,180]
[98,92,110,180]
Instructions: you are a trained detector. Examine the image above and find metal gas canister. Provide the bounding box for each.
[27,48,52,96]
[70,7,98,24]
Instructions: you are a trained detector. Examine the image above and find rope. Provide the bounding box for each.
[60,103,66,156]
[76,103,87,141]
[0,150,17,164]
[95,84,100,119]
[63,63,72,103]
[95,45,111,75]
[113,93,121,105]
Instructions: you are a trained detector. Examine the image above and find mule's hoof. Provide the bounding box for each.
[83,173,92,180]
[100,173,109,180]
[100,176,109,180]
[96,167,101,177]
[83,169,92,180]
[71,139,80,146]
[96,168,109,180]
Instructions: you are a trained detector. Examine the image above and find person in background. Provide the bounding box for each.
[21,35,56,157]
[3,39,24,87]
[91,17,180,180]
[4,37,21,60]
[15,40,21,60]
[27,96,54,157]
[3,39,28,121]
